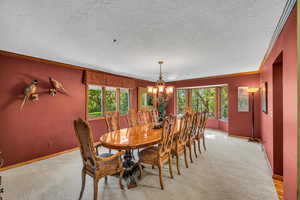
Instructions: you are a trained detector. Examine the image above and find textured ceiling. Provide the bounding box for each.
[0,0,286,81]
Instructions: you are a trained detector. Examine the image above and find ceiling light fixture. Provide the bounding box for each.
[147,61,174,95]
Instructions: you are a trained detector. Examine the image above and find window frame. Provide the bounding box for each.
[176,88,188,115]
[191,87,217,118]
[176,86,228,120]
[219,86,228,121]
[86,85,131,120]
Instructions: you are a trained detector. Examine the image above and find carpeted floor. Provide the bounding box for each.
[1,129,278,200]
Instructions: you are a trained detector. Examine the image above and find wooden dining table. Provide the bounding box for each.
[99,120,181,188]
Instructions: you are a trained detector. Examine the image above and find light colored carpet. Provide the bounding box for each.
[1,129,278,200]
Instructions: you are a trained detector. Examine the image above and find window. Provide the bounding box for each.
[142,93,153,106]
[87,85,131,119]
[200,88,216,117]
[105,87,117,112]
[220,86,228,120]
[120,88,130,115]
[87,85,103,118]
[176,89,187,115]
[192,89,201,112]
[191,88,216,117]
[177,86,231,119]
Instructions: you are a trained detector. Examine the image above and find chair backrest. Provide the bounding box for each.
[73,118,98,169]
[178,113,192,143]
[142,110,150,124]
[127,109,138,127]
[184,107,192,114]
[158,115,176,156]
[137,110,145,125]
[105,112,120,132]
[198,111,208,135]
[152,109,159,123]
[190,113,201,134]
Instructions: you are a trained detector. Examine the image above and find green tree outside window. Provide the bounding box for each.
[105,87,116,112]
[220,87,228,120]
[120,88,130,115]
[176,89,186,115]
[88,85,103,118]
[192,88,216,117]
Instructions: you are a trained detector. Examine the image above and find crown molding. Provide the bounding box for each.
[259,0,296,70]
[167,70,260,84]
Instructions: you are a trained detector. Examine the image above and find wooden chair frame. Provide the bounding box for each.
[138,116,177,190]
[74,118,124,200]
[171,114,190,175]
[127,109,138,127]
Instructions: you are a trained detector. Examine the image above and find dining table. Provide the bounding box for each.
[99,120,181,188]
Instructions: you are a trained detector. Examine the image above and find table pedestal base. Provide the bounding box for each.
[122,150,141,189]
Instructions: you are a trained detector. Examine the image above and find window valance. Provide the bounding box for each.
[84,70,136,88]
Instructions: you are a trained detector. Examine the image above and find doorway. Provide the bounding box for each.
[272,52,283,177]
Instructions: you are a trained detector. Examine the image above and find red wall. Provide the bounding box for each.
[0,54,151,167]
[259,7,297,200]
[167,73,261,137]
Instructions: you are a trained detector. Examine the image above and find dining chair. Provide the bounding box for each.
[171,114,190,175]
[127,109,138,127]
[105,111,120,132]
[143,110,151,124]
[184,107,192,114]
[73,118,124,200]
[186,113,198,163]
[137,110,145,125]
[138,115,176,190]
[195,111,209,153]
[103,112,120,154]
[151,109,159,123]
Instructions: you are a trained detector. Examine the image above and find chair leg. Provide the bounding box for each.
[138,162,143,179]
[132,149,136,160]
[78,169,86,200]
[188,142,193,163]
[193,140,198,158]
[168,156,174,179]
[197,139,202,154]
[93,178,99,200]
[119,169,125,190]
[202,135,207,151]
[175,153,181,175]
[183,147,189,168]
[158,164,164,190]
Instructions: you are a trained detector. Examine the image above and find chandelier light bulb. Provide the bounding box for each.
[147,86,153,93]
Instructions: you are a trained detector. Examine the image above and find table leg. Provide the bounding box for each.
[123,150,140,189]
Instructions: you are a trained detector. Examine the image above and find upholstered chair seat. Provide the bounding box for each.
[139,146,169,165]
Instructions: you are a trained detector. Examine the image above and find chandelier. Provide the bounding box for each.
[147,61,174,95]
